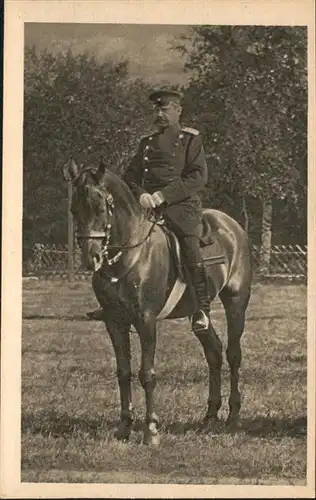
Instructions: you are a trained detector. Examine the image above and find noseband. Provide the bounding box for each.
[76,192,119,265]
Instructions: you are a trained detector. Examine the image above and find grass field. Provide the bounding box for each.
[21,280,307,484]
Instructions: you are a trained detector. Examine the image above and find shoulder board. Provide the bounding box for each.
[182,126,200,136]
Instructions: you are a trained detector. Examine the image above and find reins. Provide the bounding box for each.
[99,219,157,251]
[75,175,158,269]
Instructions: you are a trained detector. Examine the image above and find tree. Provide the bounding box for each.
[23,47,153,248]
[176,26,307,272]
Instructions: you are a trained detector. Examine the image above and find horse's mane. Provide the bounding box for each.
[104,170,139,211]
[74,167,141,217]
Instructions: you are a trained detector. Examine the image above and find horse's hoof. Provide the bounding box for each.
[203,413,219,425]
[143,423,161,446]
[114,423,131,442]
[226,414,240,430]
[143,432,161,446]
[114,431,130,442]
[202,416,221,433]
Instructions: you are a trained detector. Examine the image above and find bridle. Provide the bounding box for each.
[75,186,156,269]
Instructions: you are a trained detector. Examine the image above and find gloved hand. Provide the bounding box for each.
[139,193,156,209]
[152,191,165,207]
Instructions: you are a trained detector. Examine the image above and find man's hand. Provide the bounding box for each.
[139,193,156,209]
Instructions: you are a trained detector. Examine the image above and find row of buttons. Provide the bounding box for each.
[144,140,149,173]
[142,131,185,168]
[144,144,150,162]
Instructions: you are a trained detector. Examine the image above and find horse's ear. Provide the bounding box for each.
[96,158,107,182]
[63,158,79,181]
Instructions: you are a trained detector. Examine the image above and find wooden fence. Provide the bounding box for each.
[251,244,307,278]
[23,243,307,281]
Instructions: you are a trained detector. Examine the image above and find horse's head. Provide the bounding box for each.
[64,159,116,271]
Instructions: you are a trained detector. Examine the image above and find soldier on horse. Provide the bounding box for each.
[88,89,211,333]
[66,89,252,442]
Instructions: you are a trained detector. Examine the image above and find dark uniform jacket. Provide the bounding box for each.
[123,125,208,237]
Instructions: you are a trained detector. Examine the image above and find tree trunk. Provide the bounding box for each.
[259,193,273,275]
[67,180,74,282]
[241,196,249,233]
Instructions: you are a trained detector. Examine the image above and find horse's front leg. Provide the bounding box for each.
[105,315,133,441]
[134,312,160,446]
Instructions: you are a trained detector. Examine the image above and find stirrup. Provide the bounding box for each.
[191,309,210,333]
[86,308,105,321]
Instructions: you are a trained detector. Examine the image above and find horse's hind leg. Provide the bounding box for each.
[194,322,223,426]
[105,315,133,441]
[220,288,250,425]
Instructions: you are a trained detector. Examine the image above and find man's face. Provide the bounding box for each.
[153,102,182,129]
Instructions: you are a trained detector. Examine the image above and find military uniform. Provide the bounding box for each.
[123,124,209,272]
[124,126,207,238]
[87,89,211,332]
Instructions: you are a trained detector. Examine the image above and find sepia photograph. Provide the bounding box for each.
[1,1,315,498]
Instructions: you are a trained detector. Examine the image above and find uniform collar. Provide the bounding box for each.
[157,123,182,136]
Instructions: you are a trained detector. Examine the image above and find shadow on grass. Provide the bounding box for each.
[246,315,306,321]
[162,415,306,439]
[236,415,307,438]
[22,409,119,439]
[22,409,307,440]
[22,314,94,321]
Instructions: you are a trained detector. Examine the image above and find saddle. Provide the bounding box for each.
[160,214,226,280]
[156,215,226,320]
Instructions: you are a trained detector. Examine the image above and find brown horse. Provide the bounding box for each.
[65,159,252,446]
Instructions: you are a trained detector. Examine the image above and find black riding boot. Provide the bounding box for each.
[190,264,210,333]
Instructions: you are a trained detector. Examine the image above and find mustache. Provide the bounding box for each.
[155,117,168,124]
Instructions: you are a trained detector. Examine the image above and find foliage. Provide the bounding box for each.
[23,28,308,250]
[24,47,153,245]
[176,26,307,241]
